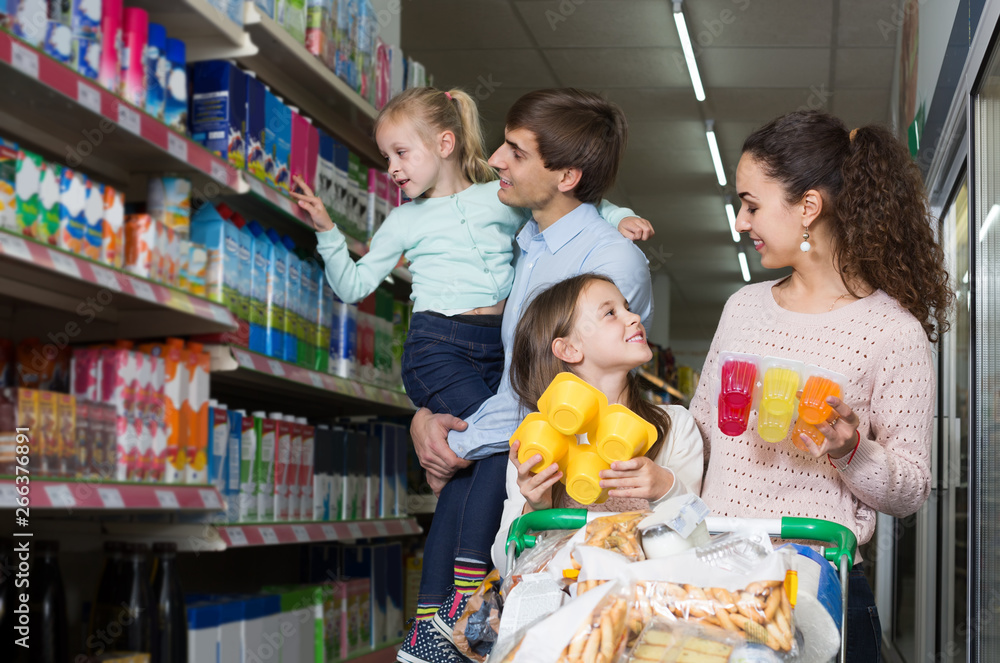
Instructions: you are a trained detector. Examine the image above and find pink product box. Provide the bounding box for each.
[290,111,319,194]
[145,354,167,482]
[99,348,134,481]
[130,352,152,481]
[71,348,103,401]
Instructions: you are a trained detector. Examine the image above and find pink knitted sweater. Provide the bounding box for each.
[690,280,935,546]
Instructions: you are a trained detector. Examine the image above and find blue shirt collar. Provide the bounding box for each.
[515,203,598,254]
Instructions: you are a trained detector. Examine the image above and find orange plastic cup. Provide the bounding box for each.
[510,412,573,473]
[565,444,610,505]
[594,404,657,464]
[537,372,606,436]
[798,375,842,426]
[791,419,824,452]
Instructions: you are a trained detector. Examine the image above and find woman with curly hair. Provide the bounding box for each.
[690,110,953,661]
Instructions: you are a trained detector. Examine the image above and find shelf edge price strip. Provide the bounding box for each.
[346,522,363,539]
[320,524,337,540]
[10,41,39,79]
[167,133,188,162]
[97,487,125,508]
[259,526,279,545]
[373,521,389,537]
[77,81,102,114]
[155,489,180,509]
[225,526,248,546]
[117,102,142,135]
[292,525,310,542]
[44,484,76,508]
[199,489,222,509]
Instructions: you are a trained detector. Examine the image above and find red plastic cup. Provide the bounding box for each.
[720,359,757,409]
[718,392,752,436]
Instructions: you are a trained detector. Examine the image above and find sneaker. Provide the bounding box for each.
[431,587,470,645]
[397,618,469,663]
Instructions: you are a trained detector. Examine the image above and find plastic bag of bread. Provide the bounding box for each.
[555,583,631,663]
[623,617,747,663]
[502,528,578,596]
[453,569,502,662]
[580,511,649,562]
[633,578,798,655]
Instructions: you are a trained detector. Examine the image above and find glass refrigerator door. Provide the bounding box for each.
[972,34,1000,663]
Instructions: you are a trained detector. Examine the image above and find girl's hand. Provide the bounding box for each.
[600,456,674,501]
[797,395,861,460]
[290,175,335,232]
[618,216,655,241]
[509,440,561,512]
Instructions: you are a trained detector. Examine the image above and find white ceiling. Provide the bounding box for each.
[402,0,898,348]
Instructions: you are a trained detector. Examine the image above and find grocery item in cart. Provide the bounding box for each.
[622,619,743,662]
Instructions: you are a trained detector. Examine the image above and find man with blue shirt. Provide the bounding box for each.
[400,89,653,663]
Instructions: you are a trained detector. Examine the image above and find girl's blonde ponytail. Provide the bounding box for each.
[446,89,497,184]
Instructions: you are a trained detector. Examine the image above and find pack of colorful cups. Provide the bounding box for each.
[715,352,847,446]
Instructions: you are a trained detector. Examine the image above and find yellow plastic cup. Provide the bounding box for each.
[594,404,658,464]
[509,412,573,473]
[760,367,800,417]
[564,445,610,505]
[537,372,607,436]
[757,406,794,444]
[798,375,842,426]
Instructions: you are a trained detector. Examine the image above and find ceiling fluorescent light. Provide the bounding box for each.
[706,121,726,186]
[738,250,750,282]
[725,203,739,242]
[673,2,705,101]
[978,204,1000,243]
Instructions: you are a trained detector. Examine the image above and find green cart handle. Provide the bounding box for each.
[506,511,857,568]
[781,516,857,567]
[505,508,588,557]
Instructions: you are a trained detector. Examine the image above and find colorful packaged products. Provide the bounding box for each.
[0,138,17,231]
[190,60,247,171]
[15,148,44,238]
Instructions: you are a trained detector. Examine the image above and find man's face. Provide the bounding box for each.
[488,127,564,211]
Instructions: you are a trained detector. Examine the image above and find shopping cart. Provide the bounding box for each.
[505,509,857,663]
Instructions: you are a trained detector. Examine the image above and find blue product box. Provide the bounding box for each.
[207,402,230,493]
[279,236,300,364]
[190,203,243,314]
[144,23,167,120]
[190,60,247,171]
[225,409,242,523]
[265,228,289,359]
[164,38,188,134]
[246,74,267,181]
[247,220,274,354]
[264,90,291,191]
[43,20,73,63]
[236,222,253,323]
[70,0,102,79]
[254,0,275,19]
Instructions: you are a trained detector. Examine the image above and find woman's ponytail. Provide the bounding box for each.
[835,124,953,341]
[447,89,497,184]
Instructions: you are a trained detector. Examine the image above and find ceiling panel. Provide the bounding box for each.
[405,49,560,91]
[544,48,692,88]
[603,88,703,121]
[837,0,902,48]
[830,89,893,128]
[700,48,832,88]
[707,88,832,124]
[835,48,896,88]
[514,0,680,48]
[685,0,834,48]
[401,1,535,50]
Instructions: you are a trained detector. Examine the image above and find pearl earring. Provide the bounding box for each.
[800,231,811,252]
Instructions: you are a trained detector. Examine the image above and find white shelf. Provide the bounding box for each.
[127,0,256,60]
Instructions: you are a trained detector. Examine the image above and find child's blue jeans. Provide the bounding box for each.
[401,312,504,420]
[402,311,507,606]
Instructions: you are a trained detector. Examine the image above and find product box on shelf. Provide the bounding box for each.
[271,413,291,521]
[264,228,288,359]
[120,7,148,107]
[238,409,258,521]
[355,293,375,383]
[129,352,151,480]
[186,602,222,663]
[297,255,315,370]
[222,409,242,522]
[207,400,230,493]
[285,416,302,520]
[190,61,247,171]
[148,176,192,237]
[145,354,167,481]
[314,271,333,374]
[191,204,243,315]
[0,138,17,231]
[207,0,243,26]
[346,152,364,239]
[246,74,267,181]
[9,0,46,46]
[144,22,167,120]
[365,430,381,519]
[328,295,357,380]
[312,425,331,521]
[297,418,315,520]
[53,393,75,477]
[187,242,208,296]
[280,0,307,43]
[278,236,300,365]
[347,429,369,520]
[124,214,156,279]
[370,422,393,517]
[264,91,291,192]
[15,148,44,238]
[342,545,385,648]
[101,185,124,268]
[70,0,102,79]
[328,426,346,521]
[305,0,331,65]
[37,160,61,246]
[81,176,104,262]
[56,168,90,255]
[247,221,272,354]
[254,412,276,521]
[98,347,133,481]
[184,343,211,484]
[254,0,275,19]
[138,338,187,483]
[385,542,404,641]
[164,38,188,134]
[98,0,122,92]
[290,112,319,195]
[315,129,336,216]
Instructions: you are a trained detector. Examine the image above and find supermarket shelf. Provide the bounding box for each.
[217,517,422,548]
[208,345,414,417]
[0,30,244,194]
[0,479,225,511]
[127,0,256,61]
[0,229,237,340]
[638,370,689,403]
[240,1,383,166]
